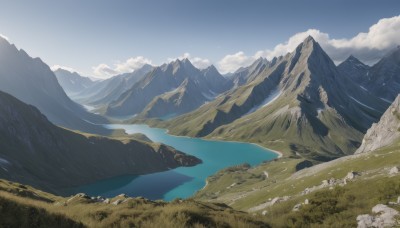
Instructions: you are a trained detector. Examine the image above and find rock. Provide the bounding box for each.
[67,193,91,203]
[321,178,337,187]
[76,193,90,199]
[302,188,311,195]
[103,199,110,204]
[247,196,290,212]
[344,171,360,181]
[357,204,399,228]
[356,95,400,154]
[292,203,302,211]
[270,196,290,206]
[398,196,400,204]
[117,194,128,198]
[112,199,123,205]
[357,214,374,228]
[304,199,309,205]
[262,210,268,215]
[389,166,399,175]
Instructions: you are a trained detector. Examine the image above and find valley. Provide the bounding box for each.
[1,5,400,227]
[69,124,277,201]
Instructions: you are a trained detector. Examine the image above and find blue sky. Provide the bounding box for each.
[0,0,399,78]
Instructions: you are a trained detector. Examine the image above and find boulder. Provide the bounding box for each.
[357,204,399,228]
[262,210,268,215]
[344,171,359,181]
[389,166,399,175]
[112,199,123,205]
[292,203,302,211]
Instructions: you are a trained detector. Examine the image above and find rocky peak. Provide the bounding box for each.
[356,95,400,154]
[170,58,198,75]
[343,55,367,66]
[202,64,219,75]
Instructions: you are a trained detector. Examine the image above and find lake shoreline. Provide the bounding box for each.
[147,125,284,160]
[97,123,279,200]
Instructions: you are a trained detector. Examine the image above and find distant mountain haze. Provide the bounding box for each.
[69,64,154,108]
[106,59,233,118]
[0,37,109,134]
[54,69,95,96]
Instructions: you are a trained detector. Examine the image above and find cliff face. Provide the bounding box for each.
[0,91,201,193]
[356,95,400,154]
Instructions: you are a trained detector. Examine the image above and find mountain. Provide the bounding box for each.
[356,94,400,154]
[230,57,272,87]
[161,36,387,161]
[0,91,200,193]
[106,59,232,118]
[339,47,400,103]
[54,69,95,96]
[364,46,400,103]
[337,55,370,85]
[0,37,107,133]
[73,64,153,107]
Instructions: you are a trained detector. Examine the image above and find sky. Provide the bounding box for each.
[0,0,400,78]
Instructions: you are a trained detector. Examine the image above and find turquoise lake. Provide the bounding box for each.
[72,124,278,201]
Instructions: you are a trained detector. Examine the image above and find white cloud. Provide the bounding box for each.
[92,56,153,79]
[167,52,211,69]
[217,52,256,74]
[255,29,331,60]
[0,34,9,41]
[218,15,400,73]
[92,63,118,79]
[114,56,152,73]
[51,65,77,73]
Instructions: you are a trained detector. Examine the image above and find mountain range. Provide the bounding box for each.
[54,69,95,96]
[0,33,400,227]
[61,64,154,108]
[106,59,233,118]
[340,47,400,103]
[157,37,389,161]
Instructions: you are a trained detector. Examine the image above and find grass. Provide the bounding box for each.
[0,179,270,228]
[197,141,400,211]
[0,140,399,227]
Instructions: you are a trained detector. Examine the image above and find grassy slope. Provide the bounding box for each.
[0,179,270,228]
[195,141,400,226]
[0,141,398,227]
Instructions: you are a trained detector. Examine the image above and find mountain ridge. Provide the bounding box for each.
[0,37,108,134]
[156,36,387,160]
[0,90,201,193]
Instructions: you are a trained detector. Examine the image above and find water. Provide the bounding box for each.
[72,124,278,201]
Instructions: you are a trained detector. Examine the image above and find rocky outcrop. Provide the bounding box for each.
[302,171,361,195]
[247,196,291,212]
[357,204,399,228]
[356,95,400,154]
